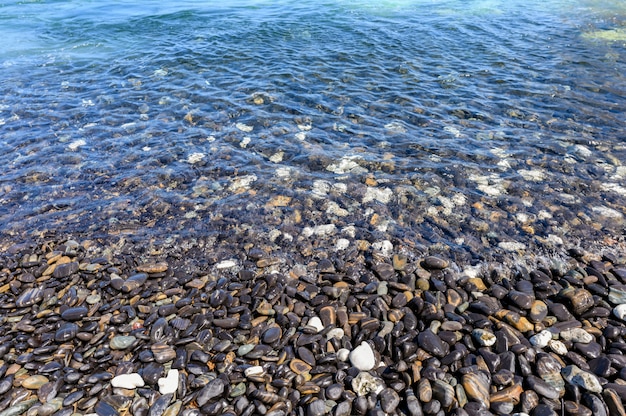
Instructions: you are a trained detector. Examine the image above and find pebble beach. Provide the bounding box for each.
[1,0,626,415]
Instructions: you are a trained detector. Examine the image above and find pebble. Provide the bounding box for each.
[613,304,626,321]
[158,369,179,395]
[349,341,376,371]
[561,365,603,393]
[530,330,553,348]
[560,327,594,343]
[2,240,626,416]
[472,328,497,347]
[111,373,145,389]
[307,316,324,332]
[21,375,49,389]
[110,335,136,350]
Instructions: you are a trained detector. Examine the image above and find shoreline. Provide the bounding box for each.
[0,236,625,416]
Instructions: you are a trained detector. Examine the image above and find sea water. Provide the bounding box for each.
[1,0,625,262]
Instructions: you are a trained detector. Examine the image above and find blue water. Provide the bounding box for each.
[1,0,625,262]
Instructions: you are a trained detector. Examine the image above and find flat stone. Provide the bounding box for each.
[136,262,168,273]
[151,342,176,364]
[111,373,145,389]
[22,375,49,389]
[526,375,560,399]
[349,342,376,371]
[110,335,136,350]
[560,328,594,343]
[60,306,89,321]
[561,365,603,393]
[197,378,226,406]
[53,262,79,278]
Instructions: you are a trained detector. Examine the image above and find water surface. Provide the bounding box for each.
[1,0,625,264]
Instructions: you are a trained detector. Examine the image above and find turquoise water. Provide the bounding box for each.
[1,0,625,261]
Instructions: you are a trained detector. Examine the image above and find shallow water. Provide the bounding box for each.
[1,0,625,262]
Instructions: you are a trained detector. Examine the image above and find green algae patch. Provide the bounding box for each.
[582,28,626,42]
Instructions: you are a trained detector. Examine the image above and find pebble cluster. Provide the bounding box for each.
[0,239,626,416]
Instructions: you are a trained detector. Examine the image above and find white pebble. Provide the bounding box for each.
[111,373,145,389]
[548,339,568,355]
[235,122,253,132]
[560,328,593,343]
[244,366,265,378]
[326,328,345,340]
[613,304,626,321]
[349,341,376,371]
[337,348,350,362]
[158,369,179,395]
[307,317,324,333]
[529,330,553,349]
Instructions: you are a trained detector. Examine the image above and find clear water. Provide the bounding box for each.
[1,0,625,262]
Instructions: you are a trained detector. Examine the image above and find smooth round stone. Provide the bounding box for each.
[307,399,326,416]
[158,369,179,395]
[422,256,448,270]
[289,359,313,374]
[613,304,626,321]
[561,365,602,393]
[529,300,549,323]
[196,378,226,406]
[55,323,78,342]
[110,335,136,350]
[212,318,239,329]
[432,380,455,408]
[337,348,350,362]
[509,290,534,309]
[61,306,89,321]
[86,294,101,305]
[575,342,602,359]
[526,375,560,399]
[22,375,49,389]
[349,342,376,371]
[418,329,449,357]
[380,388,401,413]
[262,326,282,344]
[325,384,344,401]
[237,344,255,357]
[307,317,324,333]
[151,342,176,364]
[111,373,145,389]
[319,306,336,326]
[472,328,496,347]
[588,356,612,378]
[462,372,490,406]
[530,330,552,349]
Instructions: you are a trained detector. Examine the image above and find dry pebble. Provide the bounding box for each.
[0,239,626,416]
